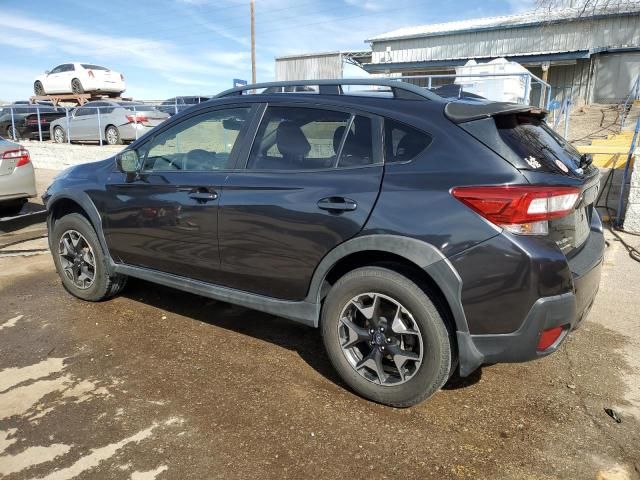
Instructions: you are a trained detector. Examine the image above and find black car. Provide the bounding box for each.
[0,102,65,140]
[43,79,603,407]
[158,96,210,115]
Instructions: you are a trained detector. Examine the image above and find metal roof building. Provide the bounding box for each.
[275,4,640,104]
[364,4,640,104]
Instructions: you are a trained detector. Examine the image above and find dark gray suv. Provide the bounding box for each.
[43,80,603,407]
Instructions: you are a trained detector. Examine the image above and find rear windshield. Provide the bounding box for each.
[81,64,109,70]
[495,115,582,173]
[117,102,158,112]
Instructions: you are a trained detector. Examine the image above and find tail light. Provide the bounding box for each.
[25,118,47,125]
[451,185,580,235]
[2,149,30,167]
[88,70,95,78]
[126,114,149,124]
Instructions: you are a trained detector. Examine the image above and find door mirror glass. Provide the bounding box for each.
[117,150,139,173]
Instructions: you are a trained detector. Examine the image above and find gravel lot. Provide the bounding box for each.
[0,168,639,479]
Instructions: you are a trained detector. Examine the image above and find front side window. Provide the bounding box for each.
[140,107,250,172]
[49,65,63,74]
[247,106,373,170]
[74,107,91,117]
[384,119,432,163]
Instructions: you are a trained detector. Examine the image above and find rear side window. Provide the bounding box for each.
[81,64,108,71]
[247,106,374,170]
[384,119,432,163]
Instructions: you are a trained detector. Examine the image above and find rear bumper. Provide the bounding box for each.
[457,228,604,376]
[0,163,37,201]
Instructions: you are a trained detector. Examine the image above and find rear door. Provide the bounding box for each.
[68,105,94,140]
[103,105,256,283]
[218,103,384,301]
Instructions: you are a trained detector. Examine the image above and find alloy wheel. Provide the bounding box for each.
[338,292,423,386]
[53,127,65,143]
[58,230,96,290]
[106,127,119,145]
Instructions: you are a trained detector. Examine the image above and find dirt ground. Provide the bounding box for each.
[0,170,639,480]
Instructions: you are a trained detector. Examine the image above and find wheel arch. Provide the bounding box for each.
[306,235,470,335]
[47,192,115,273]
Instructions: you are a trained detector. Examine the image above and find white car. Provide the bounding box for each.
[34,63,126,97]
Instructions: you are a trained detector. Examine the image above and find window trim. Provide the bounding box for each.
[137,105,256,174]
[239,102,383,172]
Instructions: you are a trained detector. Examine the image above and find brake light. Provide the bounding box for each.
[25,118,47,125]
[537,326,564,351]
[451,185,580,235]
[88,70,95,78]
[126,114,148,124]
[2,149,30,167]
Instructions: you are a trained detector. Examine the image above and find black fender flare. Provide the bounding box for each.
[46,190,116,273]
[304,234,470,335]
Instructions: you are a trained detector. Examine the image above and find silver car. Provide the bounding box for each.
[50,101,169,145]
[0,137,36,216]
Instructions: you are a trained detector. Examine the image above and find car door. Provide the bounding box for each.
[102,105,257,283]
[68,105,94,140]
[218,103,384,301]
[44,65,64,93]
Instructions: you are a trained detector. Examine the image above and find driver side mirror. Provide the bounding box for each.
[45,70,50,75]
[116,150,140,173]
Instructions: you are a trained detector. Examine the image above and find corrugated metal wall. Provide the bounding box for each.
[594,52,640,102]
[370,15,640,63]
[276,53,343,80]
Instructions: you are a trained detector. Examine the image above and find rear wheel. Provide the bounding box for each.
[71,78,84,94]
[53,126,66,144]
[51,213,127,301]
[34,81,45,96]
[105,125,122,145]
[321,267,452,407]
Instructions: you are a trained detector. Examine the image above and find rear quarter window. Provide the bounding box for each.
[384,119,432,163]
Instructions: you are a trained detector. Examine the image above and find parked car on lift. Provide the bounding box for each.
[0,137,36,216]
[49,101,169,145]
[33,63,126,97]
[159,96,210,116]
[0,102,65,140]
[43,79,604,407]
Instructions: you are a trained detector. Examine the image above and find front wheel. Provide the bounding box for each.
[34,81,45,96]
[51,213,127,301]
[321,267,453,407]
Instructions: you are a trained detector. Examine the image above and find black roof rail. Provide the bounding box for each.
[215,79,443,101]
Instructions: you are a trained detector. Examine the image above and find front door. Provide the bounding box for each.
[102,105,255,283]
[219,104,384,300]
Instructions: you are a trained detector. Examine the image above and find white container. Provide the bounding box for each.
[454,58,530,104]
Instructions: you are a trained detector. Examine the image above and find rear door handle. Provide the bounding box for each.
[188,187,218,202]
[317,197,357,212]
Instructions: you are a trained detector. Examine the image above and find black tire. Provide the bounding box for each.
[5,125,19,141]
[51,213,127,301]
[34,81,45,96]
[53,126,66,144]
[321,267,452,407]
[71,78,84,94]
[105,125,122,145]
[0,199,27,217]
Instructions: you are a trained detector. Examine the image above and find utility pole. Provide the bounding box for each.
[251,0,256,84]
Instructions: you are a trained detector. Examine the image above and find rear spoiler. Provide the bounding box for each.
[444,102,547,124]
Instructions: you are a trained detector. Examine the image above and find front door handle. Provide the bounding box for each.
[188,188,218,203]
[317,197,357,212]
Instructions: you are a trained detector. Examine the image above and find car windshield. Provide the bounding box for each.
[81,64,109,71]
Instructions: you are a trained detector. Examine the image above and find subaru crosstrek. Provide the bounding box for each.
[43,80,604,407]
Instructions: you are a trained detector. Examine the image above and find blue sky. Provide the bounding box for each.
[0,0,533,101]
